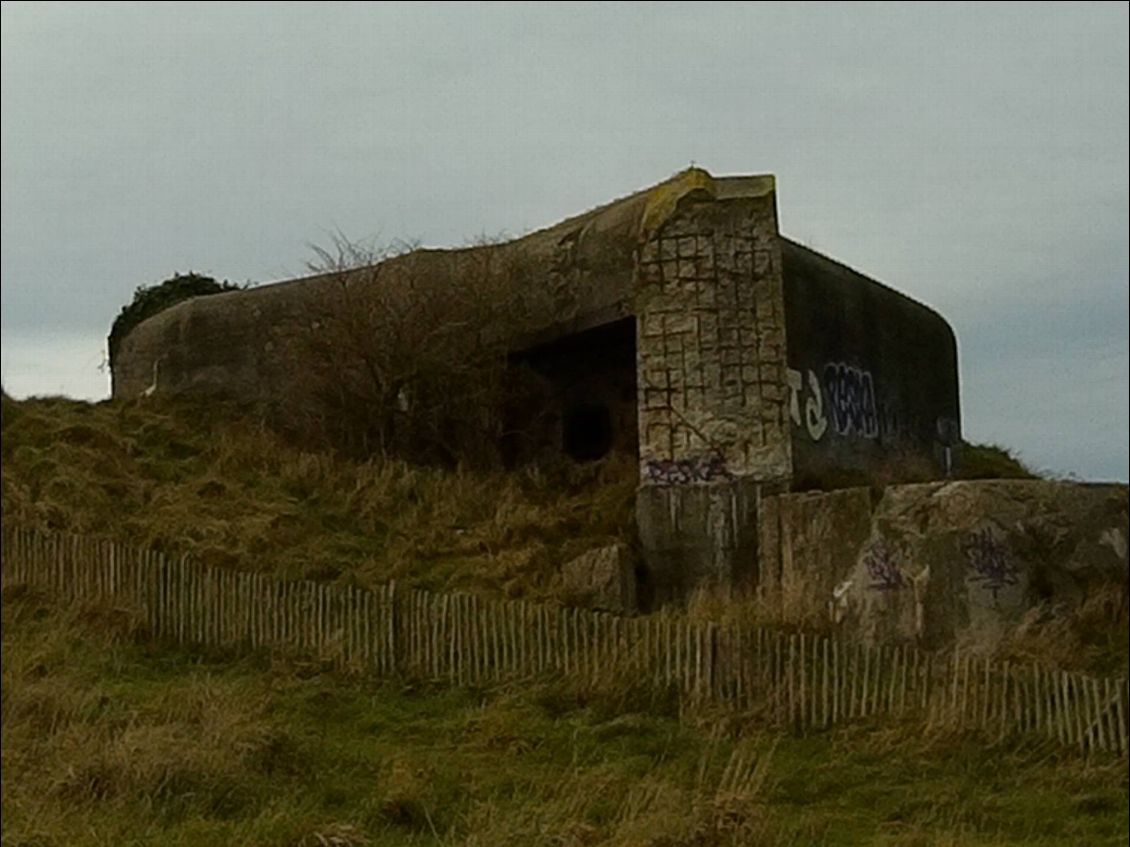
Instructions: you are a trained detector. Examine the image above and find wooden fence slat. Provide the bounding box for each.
[466,592,475,683]
[1058,671,1072,747]
[583,608,592,685]
[662,615,671,687]
[833,635,842,724]
[361,585,370,666]
[1053,668,1071,745]
[861,642,872,718]
[1073,673,1087,750]
[431,590,441,678]
[6,527,1129,758]
[786,634,796,728]
[1053,668,1071,749]
[485,594,494,682]
[981,655,991,729]
[1073,673,1089,752]
[519,601,529,678]
[998,660,1010,739]
[365,587,374,669]
[422,589,430,677]
[1039,663,1051,742]
[296,582,305,655]
[491,597,502,682]
[1116,678,1128,756]
[1014,663,1027,734]
[471,593,482,683]
[1035,663,1047,738]
[1091,677,1108,752]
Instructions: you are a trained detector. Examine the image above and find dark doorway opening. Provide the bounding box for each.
[563,403,614,461]
[506,316,638,465]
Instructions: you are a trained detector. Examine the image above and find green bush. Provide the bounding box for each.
[108,272,243,365]
[958,441,1038,480]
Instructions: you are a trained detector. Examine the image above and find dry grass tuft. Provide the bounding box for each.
[998,580,1129,674]
[1,395,636,602]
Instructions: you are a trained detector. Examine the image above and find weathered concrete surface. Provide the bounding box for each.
[632,176,793,603]
[757,486,874,626]
[111,168,968,607]
[759,480,1128,649]
[637,480,765,605]
[635,177,790,486]
[112,169,730,401]
[781,240,961,489]
[561,544,638,614]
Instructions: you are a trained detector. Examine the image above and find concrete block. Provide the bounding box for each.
[561,544,638,614]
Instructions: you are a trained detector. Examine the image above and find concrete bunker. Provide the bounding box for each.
[112,169,968,611]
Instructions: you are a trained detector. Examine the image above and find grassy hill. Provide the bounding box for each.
[2,394,1127,845]
[3,587,1126,847]
[1,395,635,601]
[0,393,1035,598]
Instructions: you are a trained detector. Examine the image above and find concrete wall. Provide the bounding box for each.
[635,184,790,484]
[111,169,973,608]
[757,486,874,625]
[758,480,1129,649]
[781,240,961,489]
[110,176,662,400]
[633,178,792,601]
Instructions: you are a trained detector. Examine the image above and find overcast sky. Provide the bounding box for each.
[2,2,1127,481]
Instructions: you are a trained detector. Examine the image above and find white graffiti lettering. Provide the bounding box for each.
[822,362,878,439]
[786,368,803,427]
[804,368,828,441]
[786,367,829,442]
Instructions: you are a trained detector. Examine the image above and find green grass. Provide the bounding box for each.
[3,589,1126,847]
[959,442,1038,480]
[1,387,1124,845]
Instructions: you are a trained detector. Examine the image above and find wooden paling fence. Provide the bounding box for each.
[1,526,1126,756]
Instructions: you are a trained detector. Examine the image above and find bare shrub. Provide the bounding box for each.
[284,233,552,466]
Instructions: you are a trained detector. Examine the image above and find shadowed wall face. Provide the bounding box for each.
[781,241,961,489]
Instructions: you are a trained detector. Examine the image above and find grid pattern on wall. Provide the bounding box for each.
[635,195,790,484]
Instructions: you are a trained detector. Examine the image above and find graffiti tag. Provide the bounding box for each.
[787,368,828,441]
[788,362,885,442]
[863,539,905,591]
[962,527,1018,601]
[643,455,733,485]
[823,362,879,439]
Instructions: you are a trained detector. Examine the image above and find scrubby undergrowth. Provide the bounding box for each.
[1,395,635,601]
[3,394,1123,672]
[2,589,1126,847]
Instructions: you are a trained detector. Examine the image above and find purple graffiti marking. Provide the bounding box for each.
[962,527,1018,600]
[822,362,879,439]
[863,539,905,591]
[644,455,733,485]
